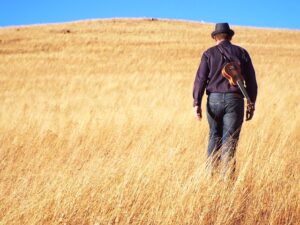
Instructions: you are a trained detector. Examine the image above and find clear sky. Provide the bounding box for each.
[1,0,300,30]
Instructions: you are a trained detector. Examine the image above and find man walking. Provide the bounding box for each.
[193,23,257,178]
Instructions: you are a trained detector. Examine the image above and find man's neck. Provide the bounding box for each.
[217,39,228,45]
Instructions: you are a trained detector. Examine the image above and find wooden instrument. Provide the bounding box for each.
[221,62,251,102]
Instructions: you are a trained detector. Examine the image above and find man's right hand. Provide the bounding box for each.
[194,106,202,120]
[246,102,255,121]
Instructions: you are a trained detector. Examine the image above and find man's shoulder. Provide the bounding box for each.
[230,44,252,63]
[206,45,219,52]
[204,45,218,56]
[231,43,248,54]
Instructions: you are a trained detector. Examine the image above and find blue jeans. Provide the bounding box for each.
[206,93,244,177]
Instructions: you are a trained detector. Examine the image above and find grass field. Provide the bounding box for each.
[0,19,299,225]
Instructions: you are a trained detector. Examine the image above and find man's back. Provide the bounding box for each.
[193,39,257,107]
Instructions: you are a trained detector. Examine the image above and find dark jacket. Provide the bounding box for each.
[193,40,257,107]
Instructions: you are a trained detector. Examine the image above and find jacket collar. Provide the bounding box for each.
[218,39,231,46]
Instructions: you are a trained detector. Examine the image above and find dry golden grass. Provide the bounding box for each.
[0,18,299,225]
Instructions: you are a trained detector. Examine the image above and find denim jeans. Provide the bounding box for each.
[206,93,244,177]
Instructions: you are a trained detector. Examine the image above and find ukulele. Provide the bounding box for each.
[222,62,255,118]
[222,62,251,102]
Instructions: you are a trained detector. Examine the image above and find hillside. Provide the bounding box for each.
[0,19,299,225]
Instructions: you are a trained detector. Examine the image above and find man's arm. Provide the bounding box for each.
[242,50,257,121]
[193,52,209,119]
[243,50,257,104]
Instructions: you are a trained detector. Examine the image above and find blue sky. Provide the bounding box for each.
[1,0,300,30]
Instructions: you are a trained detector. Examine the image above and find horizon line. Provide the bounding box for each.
[1,17,299,32]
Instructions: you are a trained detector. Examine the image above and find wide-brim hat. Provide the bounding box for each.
[211,23,234,38]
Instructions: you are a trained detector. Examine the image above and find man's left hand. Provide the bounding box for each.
[194,106,202,120]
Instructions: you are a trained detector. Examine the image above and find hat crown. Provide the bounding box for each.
[211,22,234,38]
[215,23,231,31]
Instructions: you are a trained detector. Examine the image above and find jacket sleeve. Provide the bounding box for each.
[193,52,209,107]
[242,50,258,103]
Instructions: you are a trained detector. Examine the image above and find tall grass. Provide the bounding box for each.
[0,19,299,224]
